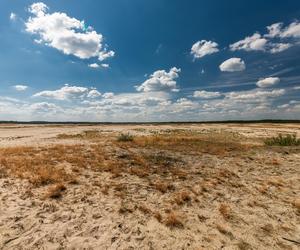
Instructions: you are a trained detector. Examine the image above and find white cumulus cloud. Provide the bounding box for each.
[88,63,100,68]
[33,84,89,100]
[191,40,219,59]
[87,89,101,98]
[25,2,114,62]
[277,21,300,38]
[14,85,28,91]
[230,33,268,52]
[136,67,181,92]
[100,63,109,68]
[230,21,300,54]
[30,102,59,113]
[193,90,221,99]
[256,77,280,88]
[219,58,246,72]
[10,12,17,21]
[226,89,285,100]
[269,43,292,53]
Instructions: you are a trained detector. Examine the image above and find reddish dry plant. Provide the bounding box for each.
[101,185,110,195]
[45,183,67,199]
[219,203,231,219]
[138,204,152,215]
[174,190,192,205]
[154,211,162,222]
[165,211,184,228]
[153,181,175,193]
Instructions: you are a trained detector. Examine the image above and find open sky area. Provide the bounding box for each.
[0,0,300,121]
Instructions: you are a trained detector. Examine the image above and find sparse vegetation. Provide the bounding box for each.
[165,211,184,228]
[57,130,102,140]
[0,124,299,249]
[219,203,231,219]
[132,133,249,156]
[174,190,192,205]
[117,132,134,142]
[152,181,175,193]
[264,133,300,146]
[46,183,66,199]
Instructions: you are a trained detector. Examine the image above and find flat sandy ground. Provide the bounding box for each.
[0,123,299,249]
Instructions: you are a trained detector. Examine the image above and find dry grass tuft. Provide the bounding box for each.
[165,211,184,228]
[219,203,231,219]
[119,202,134,214]
[237,240,252,250]
[153,181,175,193]
[174,190,192,205]
[138,204,152,215]
[154,211,162,222]
[45,183,66,199]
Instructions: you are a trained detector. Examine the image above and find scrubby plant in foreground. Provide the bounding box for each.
[264,134,300,146]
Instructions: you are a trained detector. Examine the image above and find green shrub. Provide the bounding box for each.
[117,133,134,142]
[264,133,300,146]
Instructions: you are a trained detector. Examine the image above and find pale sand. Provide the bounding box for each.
[0,123,299,249]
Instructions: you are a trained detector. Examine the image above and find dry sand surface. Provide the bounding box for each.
[0,123,299,249]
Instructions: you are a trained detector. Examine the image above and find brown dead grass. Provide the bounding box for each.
[0,144,107,187]
[152,181,175,193]
[45,183,67,199]
[174,190,192,205]
[131,132,250,156]
[219,203,231,219]
[138,204,152,215]
[164,211,184,228]
[57,130,102,140]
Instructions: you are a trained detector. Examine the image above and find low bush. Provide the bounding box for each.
[117,133,134,142]
[264,134,300,146]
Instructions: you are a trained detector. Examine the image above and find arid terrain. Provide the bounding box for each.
[0,123,299,250]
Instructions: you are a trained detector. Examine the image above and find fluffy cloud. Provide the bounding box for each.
[100,63,109,68]
[87,89,101,98]
[102,92,114,99]
[230,33,267,52]
[193,90,221,99]
[219,58,246,72]
[14,85,28,91]
[88,63,100,68]
[136,67,181,92]
[266,23,283,38]
[10,12,17,21]
[25,2,114,61]
[256,77,280,88]
[226,89,285,101]
[191,40,219,59]
[268,21,300,38]
[269,43,291,53]
[0,84,293,121]
[33,84,89,100]
[231,21,300,54]
[30,102,60,113]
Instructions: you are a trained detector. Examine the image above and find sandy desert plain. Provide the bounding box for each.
[0,122,299,250]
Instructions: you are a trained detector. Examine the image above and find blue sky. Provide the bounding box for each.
[0,0,300,121]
